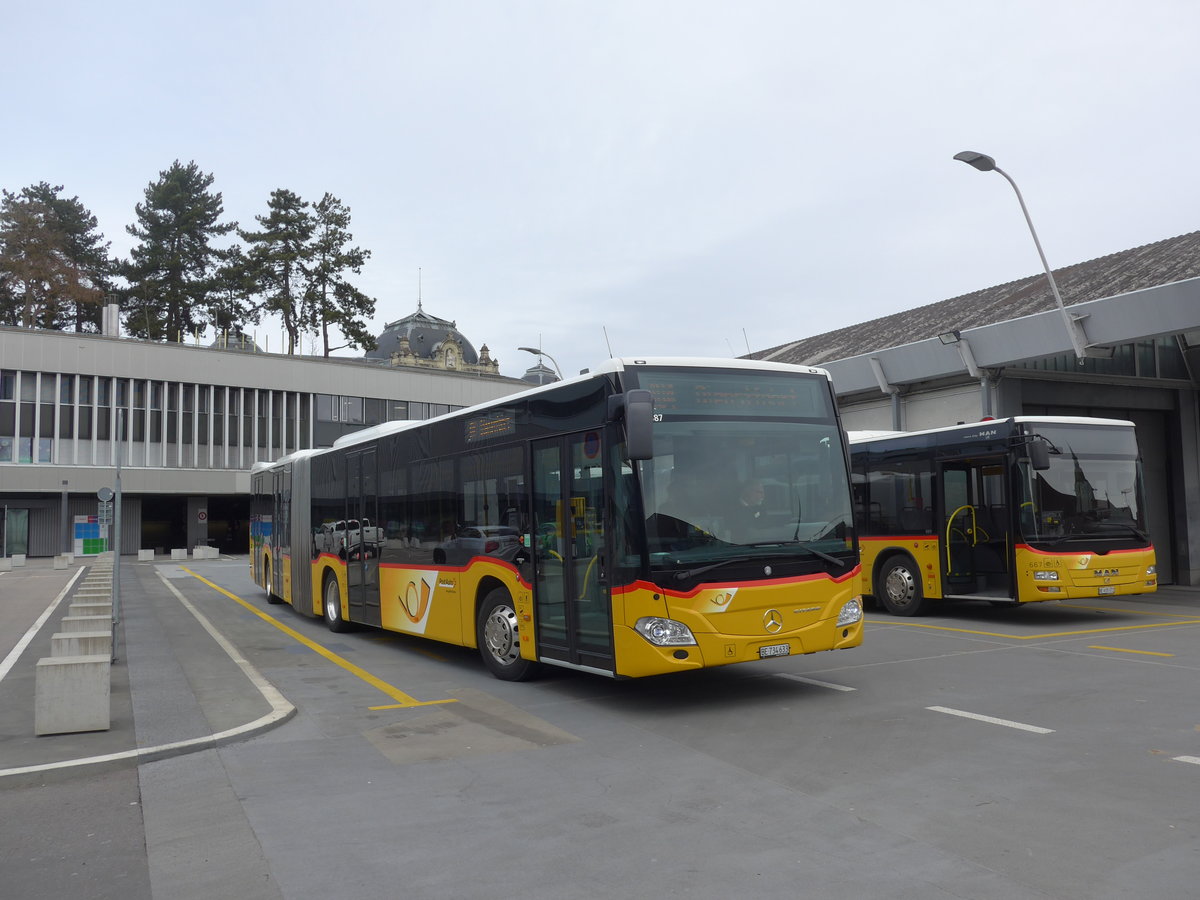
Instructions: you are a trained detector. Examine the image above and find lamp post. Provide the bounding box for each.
[953,151,1089,361]
[60,479,70,555]
[517,346,563,380]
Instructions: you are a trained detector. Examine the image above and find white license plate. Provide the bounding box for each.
[1098,585,1116,595]
[759,643,790,659]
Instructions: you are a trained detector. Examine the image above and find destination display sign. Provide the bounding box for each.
[465,409,517,443]
[637,372,827,417]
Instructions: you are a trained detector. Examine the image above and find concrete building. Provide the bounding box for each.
[754,230,1200,586]
[0,307,529,558]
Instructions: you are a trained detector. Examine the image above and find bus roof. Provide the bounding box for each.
[251,357,838,468]
[316,356,836,455]
[848,415,1136,445]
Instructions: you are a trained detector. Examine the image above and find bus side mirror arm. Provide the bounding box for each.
[609,389,654,461]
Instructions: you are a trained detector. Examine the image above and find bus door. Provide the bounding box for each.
[346,447,381,627]
[939,456,1012,598]
[531,432,614,673]
[270,468,287,598]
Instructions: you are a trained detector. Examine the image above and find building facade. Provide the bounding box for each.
[754,231,1200,586]
[0,318,530,558]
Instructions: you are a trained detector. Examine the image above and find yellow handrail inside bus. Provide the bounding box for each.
[945,504,977,572]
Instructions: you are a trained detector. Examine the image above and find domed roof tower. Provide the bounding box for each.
[364,301,500,376]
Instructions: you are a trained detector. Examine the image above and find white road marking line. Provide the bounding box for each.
[1172,756,1200,766]
[776,673,856,691]
[0,571,294,780]
[0,567,85,683]
[927,705,1055,734]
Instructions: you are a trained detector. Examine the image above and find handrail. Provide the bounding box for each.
[945,505,977,572]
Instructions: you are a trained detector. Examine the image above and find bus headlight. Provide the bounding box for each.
[1033,571,1059,581]
[837,598,863,627]
[634,617,697,646]
[1146,565,1156,576]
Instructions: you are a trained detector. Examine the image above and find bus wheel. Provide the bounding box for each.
[265,556,283,604]
[878,555,928,616]
[476,588,540,681]
[323,573,351,633]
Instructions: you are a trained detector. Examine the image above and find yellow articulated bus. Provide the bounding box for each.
[849,416,1157,616]
[250,357,863,680]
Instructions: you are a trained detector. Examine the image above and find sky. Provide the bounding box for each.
[6,0,1200,381]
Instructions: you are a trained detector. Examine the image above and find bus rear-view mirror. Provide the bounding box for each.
[1028,440,1051,471]
[617,389,654,461]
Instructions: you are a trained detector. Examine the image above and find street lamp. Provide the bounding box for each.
[953,150,1090,361]
[61,480,69,555]
[517,346,563,380]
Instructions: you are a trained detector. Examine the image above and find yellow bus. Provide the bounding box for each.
[849,416,1157,616]
[250,357,863,680]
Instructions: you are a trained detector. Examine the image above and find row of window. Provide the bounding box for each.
[0,371,463,467]
[1017,336,1189,378]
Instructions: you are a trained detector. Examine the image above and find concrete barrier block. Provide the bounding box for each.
[35,654,111,735]
[138,549,154,561]
[70,602,113,618]
[0,558,10,571]
[61,615,111,633]
[171,548,188,560]
[51,631,112,658]
[12,554,26,567]
[54,554,70,569]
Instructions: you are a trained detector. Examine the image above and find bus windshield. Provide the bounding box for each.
[1018,423,1147,543]
[633,368,855,575]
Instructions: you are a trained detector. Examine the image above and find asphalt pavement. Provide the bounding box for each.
[2,554,1197,900]
[0,554,293,900]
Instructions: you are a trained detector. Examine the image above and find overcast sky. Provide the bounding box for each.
[6,1,1199,380]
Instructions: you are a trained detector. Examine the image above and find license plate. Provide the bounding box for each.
[759,643,790,659]
[1098,585,1116,595]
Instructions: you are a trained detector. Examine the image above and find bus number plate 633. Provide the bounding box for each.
[759,643,790,658]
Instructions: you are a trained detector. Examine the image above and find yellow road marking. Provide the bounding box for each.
[1059,603,1200,620]
[183,568,457,709]
[1088,645,1175,657]
[867,616,1200,640]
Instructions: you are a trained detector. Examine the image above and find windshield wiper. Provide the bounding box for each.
[1039,521,1149,546]
[744,538,847,568]
[674,543,846,581]
[674,556,753,581]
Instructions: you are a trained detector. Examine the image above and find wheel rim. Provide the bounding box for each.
[324,578,340,622]
[884,565,917,609]
[482,604,521,667]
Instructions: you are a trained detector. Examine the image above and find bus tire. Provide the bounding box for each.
[323,572,352,633]
[476,588,540,681]
[265,556,283,604]
[877,554,928,616]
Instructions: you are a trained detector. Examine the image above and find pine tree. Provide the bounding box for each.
[306,193,378,356]
[21,183,113,331]
[0,184,110,330]
[210,243,261,346]
[241,188,313,355]
[123,161,236,341]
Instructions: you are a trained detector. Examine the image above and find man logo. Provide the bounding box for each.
[1093,568,1119,578]
[763,609,784,633]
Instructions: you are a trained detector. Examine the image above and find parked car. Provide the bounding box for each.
[433,525,520,565]
[315,518,384,559]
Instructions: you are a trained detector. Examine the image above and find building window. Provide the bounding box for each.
[315,394,336,421]
[339,396,364,425]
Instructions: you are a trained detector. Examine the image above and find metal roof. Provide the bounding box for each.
[751,230,1200,395]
